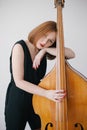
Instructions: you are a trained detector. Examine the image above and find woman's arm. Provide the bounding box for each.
[64,47,75,59]
[33,47,75,69]
[43,47,75,58]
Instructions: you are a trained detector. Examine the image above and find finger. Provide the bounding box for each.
[56,90,66,94]
[54,98,63,103]
[32,61,37,70]
[54,93,66,101]
[55,93,66,97]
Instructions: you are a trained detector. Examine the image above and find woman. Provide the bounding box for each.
[4,21,75,130]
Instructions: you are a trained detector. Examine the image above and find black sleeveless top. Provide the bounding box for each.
[5,40,47,108]
[5,40,47,127]
[10,40,47,85]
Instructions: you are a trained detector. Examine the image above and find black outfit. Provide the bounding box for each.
[4,40,47,130]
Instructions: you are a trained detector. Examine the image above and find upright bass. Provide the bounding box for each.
[33,0,87,130]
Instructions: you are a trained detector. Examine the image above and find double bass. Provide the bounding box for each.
[33,0,87,129]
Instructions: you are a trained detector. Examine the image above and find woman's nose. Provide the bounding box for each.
[42,38,48,45]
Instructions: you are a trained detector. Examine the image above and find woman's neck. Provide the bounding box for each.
[25,40,39,61]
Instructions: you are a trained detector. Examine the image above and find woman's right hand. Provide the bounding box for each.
[33,49,46,70]
[45,89,66,102]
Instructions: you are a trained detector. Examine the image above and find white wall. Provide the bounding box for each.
[0,0,87,130]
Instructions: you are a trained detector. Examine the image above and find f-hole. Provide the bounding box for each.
[75,123,84,130]
[45,122,53,130]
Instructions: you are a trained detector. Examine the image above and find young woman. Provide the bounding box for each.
[4,21,75,130]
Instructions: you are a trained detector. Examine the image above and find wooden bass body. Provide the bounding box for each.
[33,61,87,130]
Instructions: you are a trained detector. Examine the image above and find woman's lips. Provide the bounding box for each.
[40,43,44,47]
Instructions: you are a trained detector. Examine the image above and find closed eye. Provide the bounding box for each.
[48,39,54,45]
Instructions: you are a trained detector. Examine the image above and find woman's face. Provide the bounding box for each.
[36,31,56,49]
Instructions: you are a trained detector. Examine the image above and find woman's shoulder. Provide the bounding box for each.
[13,40,27,50]
[11,40,25,55]
[14,40,26,46]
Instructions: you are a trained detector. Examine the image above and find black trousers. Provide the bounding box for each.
[4,84,41,130]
